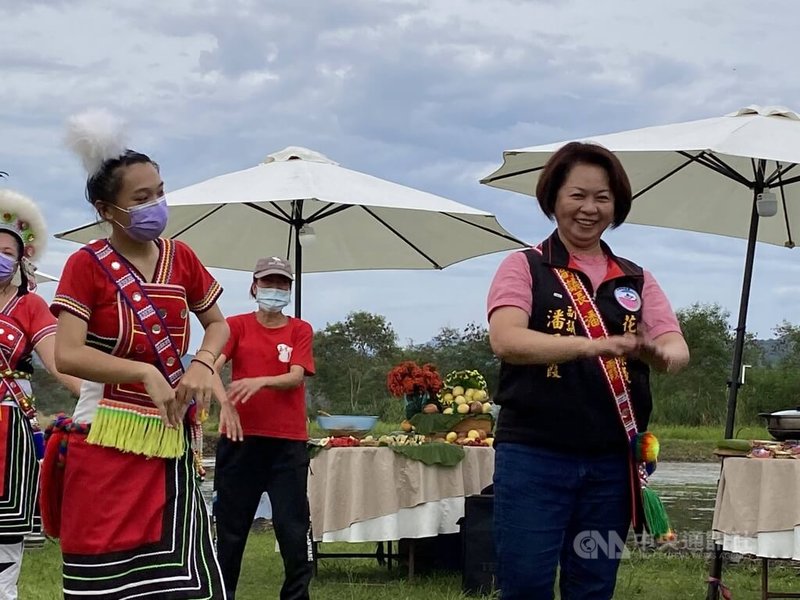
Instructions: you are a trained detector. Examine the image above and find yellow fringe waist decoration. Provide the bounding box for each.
[86,401,185,458]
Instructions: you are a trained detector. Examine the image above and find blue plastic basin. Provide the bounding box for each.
[316,415,379,437]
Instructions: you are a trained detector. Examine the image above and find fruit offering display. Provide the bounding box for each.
[398,368,496,443]
[437,369,491,415]
[311,433,428,449]
[442,429,494,447]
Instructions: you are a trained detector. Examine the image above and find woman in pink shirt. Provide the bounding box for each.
[487,142,689,600]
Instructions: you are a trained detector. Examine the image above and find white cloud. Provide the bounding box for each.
[3,0,800,348]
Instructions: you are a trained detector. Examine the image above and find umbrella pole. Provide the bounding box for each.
[705,185,763,600]
[723,186,762,440]
[294,220,302,319]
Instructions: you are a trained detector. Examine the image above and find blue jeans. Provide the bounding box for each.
[494,443,631,600]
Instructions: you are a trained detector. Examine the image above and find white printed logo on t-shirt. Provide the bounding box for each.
[277,344,293,363]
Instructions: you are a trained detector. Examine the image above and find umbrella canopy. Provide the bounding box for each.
[57,146,524,316]
[34,271,58,284]
[481,105,800,437]
[483,105,800,248]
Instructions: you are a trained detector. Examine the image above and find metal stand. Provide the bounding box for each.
[706,178,765,600]
[312,540,393,568]
[311,538,420,581]
[760,557,800,600]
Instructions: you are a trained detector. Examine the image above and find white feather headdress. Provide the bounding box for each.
[0,189,47,262]
[64,109,129,176]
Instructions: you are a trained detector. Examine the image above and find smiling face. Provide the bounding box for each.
[553,162,615,253]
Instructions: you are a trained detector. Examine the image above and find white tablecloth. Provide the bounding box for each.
[319,497,465,542]
[309,447,495,543]
[712,457,800,559]
[712,529,800,560]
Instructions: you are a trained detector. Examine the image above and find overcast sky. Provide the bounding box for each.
[1,0,798,346]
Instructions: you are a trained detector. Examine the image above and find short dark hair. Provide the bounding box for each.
[85,150,159,205]
[535,142,632,227]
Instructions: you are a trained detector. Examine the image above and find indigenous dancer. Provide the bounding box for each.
[42,109,229,599]
[0,189,81,599]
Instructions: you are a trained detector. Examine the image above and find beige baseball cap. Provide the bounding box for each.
[253,256,294,280]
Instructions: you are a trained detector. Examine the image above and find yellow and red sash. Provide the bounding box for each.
[551,266,641,443]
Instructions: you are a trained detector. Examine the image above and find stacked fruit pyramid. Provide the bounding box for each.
[407,369,496,447]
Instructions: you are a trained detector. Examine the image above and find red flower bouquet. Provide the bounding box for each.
[387,361,443,419]
[386,361,443,397]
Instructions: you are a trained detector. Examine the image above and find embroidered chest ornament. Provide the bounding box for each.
[81,240,206,479]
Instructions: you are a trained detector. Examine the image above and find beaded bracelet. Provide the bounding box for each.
[190,358,215,375]
[196,348,217,362]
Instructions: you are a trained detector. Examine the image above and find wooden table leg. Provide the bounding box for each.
[759,557,800,599]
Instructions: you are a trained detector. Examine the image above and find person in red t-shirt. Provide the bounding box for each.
[213,256,315,600]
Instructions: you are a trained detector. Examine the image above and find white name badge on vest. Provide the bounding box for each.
[614,286,642,312]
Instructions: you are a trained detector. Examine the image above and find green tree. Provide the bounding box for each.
[770,321,800,368]
[31,366,76,419]
[650,303,734,425]
[408,323,499,395]
[736,321,800,425]
[310,311,400,416]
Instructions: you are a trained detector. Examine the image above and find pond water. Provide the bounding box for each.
[648,462,719,543]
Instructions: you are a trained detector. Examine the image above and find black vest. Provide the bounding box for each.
[494,232,652,455]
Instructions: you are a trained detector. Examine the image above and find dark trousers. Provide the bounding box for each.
[214,436,313,600]
[493,443,631,600]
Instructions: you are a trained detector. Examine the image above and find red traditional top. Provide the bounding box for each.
[0,292,57,407]
[51,238,222,433]
[0,293,57,368]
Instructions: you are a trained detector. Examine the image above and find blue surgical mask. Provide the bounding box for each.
[0,253,16,282]
[111,195,169,242]
[256,287,291,312]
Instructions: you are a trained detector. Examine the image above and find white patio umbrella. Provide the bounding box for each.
[56,146,524,317]
[481,105,800,599]
[34,271,58,284]
[483,105,800,437]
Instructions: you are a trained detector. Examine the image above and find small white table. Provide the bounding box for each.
[307,446,495,579]
[712,457,800,599]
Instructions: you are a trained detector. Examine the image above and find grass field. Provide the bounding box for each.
[19,531,799,599]
[22,424,778,597]
[649,425,766,462]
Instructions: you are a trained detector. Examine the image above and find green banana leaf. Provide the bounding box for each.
[306,440,466,466]
[409,412,493,435]
[389,442,466,466]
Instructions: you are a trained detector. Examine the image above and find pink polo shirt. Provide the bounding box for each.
[487,250,681,341]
